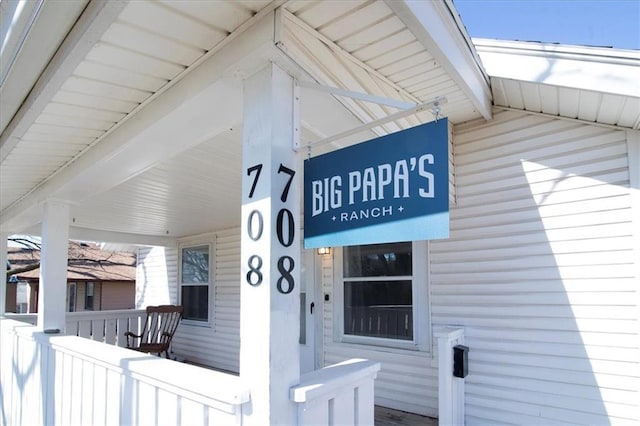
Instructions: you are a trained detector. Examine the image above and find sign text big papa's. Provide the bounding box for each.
[304,119,450,248]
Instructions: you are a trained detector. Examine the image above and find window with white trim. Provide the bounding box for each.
[180,244,211,323]
[338,241,429,350]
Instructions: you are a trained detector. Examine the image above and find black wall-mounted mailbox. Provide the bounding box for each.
[453,345,469,378]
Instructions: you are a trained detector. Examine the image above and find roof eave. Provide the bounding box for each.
[385,0,493,120]
[473,38,640,98]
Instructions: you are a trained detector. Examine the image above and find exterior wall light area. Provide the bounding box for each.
[317,247,331,256]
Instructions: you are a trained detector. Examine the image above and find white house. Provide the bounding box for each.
[1,1,638,425]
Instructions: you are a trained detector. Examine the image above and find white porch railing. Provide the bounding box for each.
[65,309,147,347]
[291,358,381,425]
[5,310,147,347]
[2,316,381,425]
[1,318,250,425]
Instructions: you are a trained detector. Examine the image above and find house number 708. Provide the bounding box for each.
[245,163,296,294]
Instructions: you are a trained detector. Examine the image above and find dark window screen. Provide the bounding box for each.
[343,242,413,341]
[181,285,208,321]
[344,280,413,340]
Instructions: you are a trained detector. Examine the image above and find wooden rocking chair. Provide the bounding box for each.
[125,305,183,359]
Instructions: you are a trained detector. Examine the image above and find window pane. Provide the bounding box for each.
[344,242,412,277]
[68,283,76,312]
[181,285,208,321]
[344,280,413,340]
[85,282,94,310]
[181,245,209,283]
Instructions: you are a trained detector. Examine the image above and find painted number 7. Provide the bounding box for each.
[247,163,295,202]
[247,164,262,199]
[277,164,295,202]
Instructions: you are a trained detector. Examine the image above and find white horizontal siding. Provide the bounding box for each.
[136,246,178,307]
[321,110,639,422]
[321,253,438,417]
[133,109,639,423]
[214,229,241,372]
[432,110,639,425]
[184,228,240,373]
[324,343,439,417]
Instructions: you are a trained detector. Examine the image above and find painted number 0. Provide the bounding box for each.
[245,163,297,294]
[277,208,294,247]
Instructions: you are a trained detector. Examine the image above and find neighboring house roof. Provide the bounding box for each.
[8,242,136,282]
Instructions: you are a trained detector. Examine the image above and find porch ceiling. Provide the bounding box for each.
[0,0,489,243]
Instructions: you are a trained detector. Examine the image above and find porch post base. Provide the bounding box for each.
[435,326,466,426]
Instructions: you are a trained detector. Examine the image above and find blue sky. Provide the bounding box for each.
[454,0,640,50]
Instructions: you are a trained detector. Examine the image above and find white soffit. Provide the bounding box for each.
[2,0,492,240]
[278,0,491,138]
[475,39,640,130]
[0,0,272,215]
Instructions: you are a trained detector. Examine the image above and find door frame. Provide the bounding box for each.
[300,248,323,372]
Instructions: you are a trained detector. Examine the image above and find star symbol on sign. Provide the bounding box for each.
[332,216,337,221]
[398,206,404,213]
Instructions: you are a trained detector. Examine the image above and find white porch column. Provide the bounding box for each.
[240,63,300,425]
[37,200,70,331]
[0,233,8,315]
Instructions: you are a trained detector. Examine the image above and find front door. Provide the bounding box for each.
[300,249,319,373]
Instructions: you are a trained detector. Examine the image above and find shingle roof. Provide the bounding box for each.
[8,241,136,282]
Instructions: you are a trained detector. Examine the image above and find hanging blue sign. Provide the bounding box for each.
[304,119,449,248]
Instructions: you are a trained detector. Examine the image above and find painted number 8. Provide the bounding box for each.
[246,255,263,286]
[276,256,295,294]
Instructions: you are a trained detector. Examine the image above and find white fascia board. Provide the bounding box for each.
[385,0,492,119]
[0,0,124,161]
[16,224,178,248]
[0,202,43,235]
[68,227,178,248]
[474,38,640,98]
